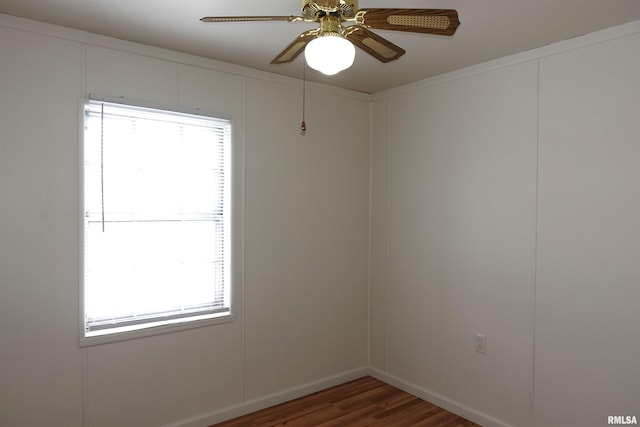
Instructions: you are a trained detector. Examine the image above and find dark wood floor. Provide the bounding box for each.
[211,376,480,427]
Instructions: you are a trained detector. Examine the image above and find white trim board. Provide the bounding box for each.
[0,12,371,102]
[372,19,640,100]
[368,368,515,427]
[161,366,515,427]
[159,367,369,427]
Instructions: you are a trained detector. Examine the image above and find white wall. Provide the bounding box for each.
[370,22,640,427]
[0,15,370,427]
[2,12,639,427]
[371,61,538,427]
[534,32,640,427]
[0,26,85,427]
[244,79,369,400]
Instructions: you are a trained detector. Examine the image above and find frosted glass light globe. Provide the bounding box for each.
[305,34,355,76]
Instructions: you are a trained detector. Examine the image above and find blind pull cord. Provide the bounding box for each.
[100,101,105,232]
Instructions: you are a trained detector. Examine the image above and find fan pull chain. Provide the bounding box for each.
[100,101,106,232]
[301,60,307,135]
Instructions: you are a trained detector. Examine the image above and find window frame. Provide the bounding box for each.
[78,95,238,347]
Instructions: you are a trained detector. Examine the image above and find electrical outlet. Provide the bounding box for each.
[475,334,487,354]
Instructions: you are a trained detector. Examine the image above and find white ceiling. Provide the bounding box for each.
[1,0,639,93]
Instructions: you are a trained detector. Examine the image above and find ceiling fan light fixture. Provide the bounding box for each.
[305,33,355,76]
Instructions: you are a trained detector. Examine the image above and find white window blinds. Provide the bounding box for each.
[83,99,231,337]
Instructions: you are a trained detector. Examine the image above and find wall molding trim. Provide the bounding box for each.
[372,19,640,100]
[159,367,369,427]
[0,12,371,102]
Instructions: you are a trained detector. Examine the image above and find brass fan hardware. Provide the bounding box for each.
[200,16,304,23]
[201,1,460,71]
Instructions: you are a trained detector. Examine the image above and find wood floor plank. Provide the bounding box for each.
[210,377,480,427]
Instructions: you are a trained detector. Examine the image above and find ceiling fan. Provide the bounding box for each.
[201,0,460,75]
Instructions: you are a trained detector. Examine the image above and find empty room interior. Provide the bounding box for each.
[0,1,638,426]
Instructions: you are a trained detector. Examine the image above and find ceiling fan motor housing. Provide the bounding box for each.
[318,14,341,34]
[302,0,358,20]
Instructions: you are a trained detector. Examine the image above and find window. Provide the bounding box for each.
[82,98,232,340]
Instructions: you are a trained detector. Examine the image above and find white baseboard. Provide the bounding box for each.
[367,367,515,427]
[161,367,369,427]
[161,366,515,427]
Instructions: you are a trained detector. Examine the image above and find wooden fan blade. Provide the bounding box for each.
[357,9,460,36]
[271,30,319,64]
[201,15,300,23]
[344,26,405,63]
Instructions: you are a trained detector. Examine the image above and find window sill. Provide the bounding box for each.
[79,312,236,347]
